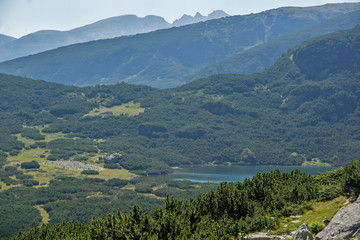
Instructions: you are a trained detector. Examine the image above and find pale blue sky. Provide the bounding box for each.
[0,0,359,38]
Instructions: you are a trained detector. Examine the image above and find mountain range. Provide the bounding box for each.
[0,10,228,62]
[191,9,360,80]
[0,34,15,47]
[0,26,359,174]
[172,10,229,26]
[0,22,360,238]
[1,4,360,239]
[0,3,358,88]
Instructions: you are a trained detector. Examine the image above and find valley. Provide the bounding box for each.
[0,3,360,239]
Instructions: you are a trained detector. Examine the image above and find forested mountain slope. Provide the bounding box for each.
[191,10,360,80]
[0,3,358,88]
[0,26,359,177]
[172,10,229,26]
[0,34,15,47]
[0,15,171,62]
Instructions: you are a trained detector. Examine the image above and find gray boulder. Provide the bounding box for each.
[245,232,290,239]
[293,223,314,240]
[315,195,360,239]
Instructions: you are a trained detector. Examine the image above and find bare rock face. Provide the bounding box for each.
[293,223,314,240]
[315,195,360,239]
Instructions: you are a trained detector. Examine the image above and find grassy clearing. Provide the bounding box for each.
[123,185,136,191]
[34,205,50,225]
[272,196,347,234]
[86,192,106,199]
[139,192,165,200]
[302,158,332,167]
[2,127,136,191]
[43,131,66,142]
[87,168,135,181]
[1,160,135,191]
[22,125,66,143]
[289,54,294,61]
[0,181,21,191]
[84,101,145,117]
[27,162,134,186]
[298,196,347,225]
[30,165,77,186]
[8,148,48,165]
[14,134,36,148]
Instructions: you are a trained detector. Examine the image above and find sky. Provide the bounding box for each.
[0,0,359,38]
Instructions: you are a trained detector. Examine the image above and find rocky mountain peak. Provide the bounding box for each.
[172,10,228,26]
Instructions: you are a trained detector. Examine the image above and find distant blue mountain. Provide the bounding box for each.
[0,34,15,47]
[172,10,229,26]
[0,3,359,88]
[0,15,171,62]
[0,11,228,62]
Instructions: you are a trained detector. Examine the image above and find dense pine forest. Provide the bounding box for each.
[9,159,360,239]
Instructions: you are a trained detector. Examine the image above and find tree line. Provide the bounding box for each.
[10,159,360,239]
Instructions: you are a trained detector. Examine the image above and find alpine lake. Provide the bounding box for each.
[167,165,337,183]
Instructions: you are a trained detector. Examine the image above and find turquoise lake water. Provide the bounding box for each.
[170,165,337,183]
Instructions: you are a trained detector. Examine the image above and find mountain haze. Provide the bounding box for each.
[0,34,15,47]
[0,15,171,62]
[172,10,229,26]
[0,10,228,62]
[0,3,358,88]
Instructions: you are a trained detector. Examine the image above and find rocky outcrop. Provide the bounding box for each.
[245,232,275,240]
[293,223,314,240]
[172,10,228,27]
[315,195,360,239]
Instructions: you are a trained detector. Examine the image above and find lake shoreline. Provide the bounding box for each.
[168,165,338,183]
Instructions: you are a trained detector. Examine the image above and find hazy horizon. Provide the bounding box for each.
[1,0,359,38]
